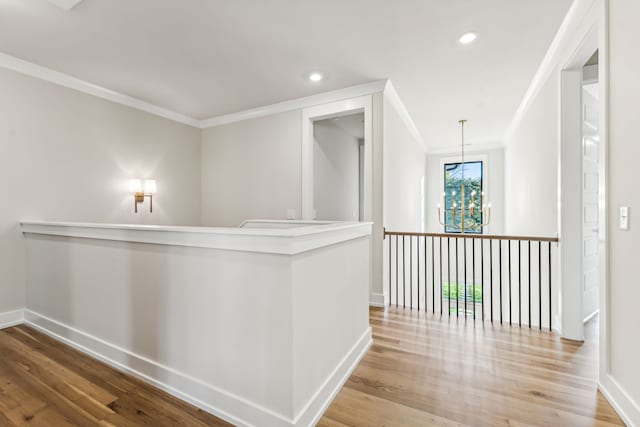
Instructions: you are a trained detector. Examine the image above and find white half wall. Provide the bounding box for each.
[0,67,201,314]
[200,111,302,226]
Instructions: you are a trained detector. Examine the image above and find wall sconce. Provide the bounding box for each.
[129,179,156,213]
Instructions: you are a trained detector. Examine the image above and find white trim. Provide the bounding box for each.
[0,52,200,127]
[23,309,371,427]
[600,375,640,427]
[293,328,372,426]
[0,309,24,330]
[20,220,372,256]
[0,51,387,131]
[369,292,386,307]
[301,96,374,222]
[382,81,426,151]
[503,0,600,143]
[201,80,386,129]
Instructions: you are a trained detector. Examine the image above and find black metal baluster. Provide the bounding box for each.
[389,234,392,306]
[403,235,406,308]
[448,238,451,317]
[472,238,476,320]
[539,241,542,330]
[518,240,522,327]
[416,236,419,311]
[410,236,413,309]
[490,239,493,323]
[481,239,484,321]
[528,241,531,328]
[549,241,552,331]
[424,236,427,313]
[441,238,445,315]
[455,238,459,317]
[395,235,398,308]
[432,237,435,314]
[499,240,503,324]
[464,238,467,317]
[509,240,512,326]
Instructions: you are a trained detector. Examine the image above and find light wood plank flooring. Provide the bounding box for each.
[0,308,625,426]
[0,325,232,426]
[320,307,624,427]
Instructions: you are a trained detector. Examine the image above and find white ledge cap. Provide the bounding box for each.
[20,220,372,255]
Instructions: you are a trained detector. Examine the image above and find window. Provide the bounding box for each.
[443,161,483,234]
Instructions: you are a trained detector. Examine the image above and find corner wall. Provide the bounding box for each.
[0,67,202,314]
[606,0,640,423]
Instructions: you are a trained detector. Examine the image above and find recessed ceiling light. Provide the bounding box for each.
[458,32,478,44]
[309,73,323,82]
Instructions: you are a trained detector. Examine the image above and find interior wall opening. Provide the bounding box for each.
[312,112,365,221]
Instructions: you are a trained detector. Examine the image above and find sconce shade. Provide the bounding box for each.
[144,179,157,194]
[129,179,142,193]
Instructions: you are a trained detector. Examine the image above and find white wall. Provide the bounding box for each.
[426,148,505,234]
[200,111,302,226]
[313,119,360,221]
[382,94,426,233]
[504,74,559,236]
[607,0,640,422]
[0,67,201,314]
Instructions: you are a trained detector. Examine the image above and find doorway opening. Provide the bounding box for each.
[582,50,600,325]
[312,112,365,221]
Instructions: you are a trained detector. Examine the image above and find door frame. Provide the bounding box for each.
[301,95,373,222]
[558,0,609,378]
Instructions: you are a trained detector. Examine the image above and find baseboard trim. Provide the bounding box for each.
[600,374,640,427]
[24,309,286,426]
[296,327,372,426]
[369,292,386,307]
[0,309,24,330]
[23,309,369,427]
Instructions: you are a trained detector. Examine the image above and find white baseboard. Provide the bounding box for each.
[0,309,24,330]
[23,309,370,427]
[600,374,640,427]
[369,292,386,307]
[296,327,372,426]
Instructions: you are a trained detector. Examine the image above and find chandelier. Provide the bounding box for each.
[437,120,491,234]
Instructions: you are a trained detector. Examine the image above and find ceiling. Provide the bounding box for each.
[0,0,572,149]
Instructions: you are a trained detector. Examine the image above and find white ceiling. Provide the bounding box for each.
[0,0,572,149]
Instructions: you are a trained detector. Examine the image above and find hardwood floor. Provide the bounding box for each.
[320,307,624,427]
[0,325,231,426]
[0,309,625,426]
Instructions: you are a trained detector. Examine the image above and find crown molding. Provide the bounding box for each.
[0,52,201,127]
[382,80,426,151]
[199,80,388,129]
[0,51,391,131]
[502,0,597,143]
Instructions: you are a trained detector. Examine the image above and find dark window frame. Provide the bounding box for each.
[443,160,484,234]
